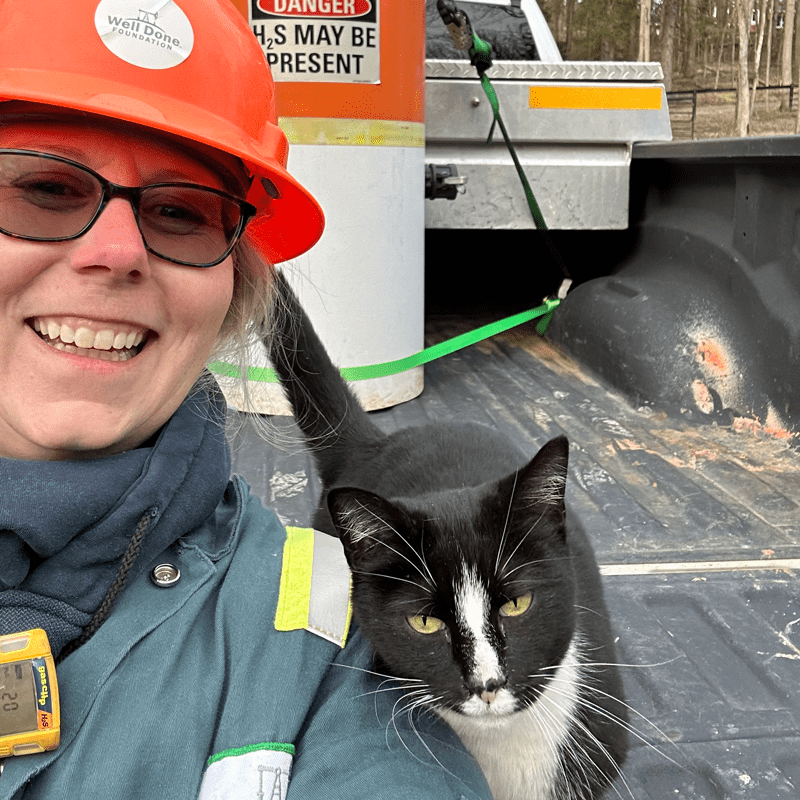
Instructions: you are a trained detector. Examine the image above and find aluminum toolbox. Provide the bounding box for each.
[425,59,672,230]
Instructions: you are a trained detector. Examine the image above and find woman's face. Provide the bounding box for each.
[0,119,235,460]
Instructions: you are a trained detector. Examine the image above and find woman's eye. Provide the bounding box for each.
[499,593,532,618]
[407,614,445,634]
[14,175,94,209]
[26,179,74,196]
[154,203,205,224]
[141,190,221,234]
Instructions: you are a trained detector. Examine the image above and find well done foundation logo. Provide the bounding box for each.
[95,0,194,69]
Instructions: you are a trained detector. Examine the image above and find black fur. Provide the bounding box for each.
[267,271,628,799]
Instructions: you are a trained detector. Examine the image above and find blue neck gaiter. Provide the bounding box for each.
[0,384,231,657]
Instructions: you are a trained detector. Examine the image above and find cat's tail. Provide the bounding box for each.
[266,270,384,485]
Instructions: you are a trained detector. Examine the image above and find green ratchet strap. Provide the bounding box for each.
[463,10,572,286]
[209,297,560,384]
[467,30,549,233]
[478,72,547,232]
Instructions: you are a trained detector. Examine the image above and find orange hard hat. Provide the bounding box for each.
[0,0,324,264]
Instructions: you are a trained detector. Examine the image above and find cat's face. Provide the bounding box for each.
[329,436,577,719]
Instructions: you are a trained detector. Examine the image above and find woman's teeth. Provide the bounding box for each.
[32,319,145,362]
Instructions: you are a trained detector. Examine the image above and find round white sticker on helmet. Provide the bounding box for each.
[95,0,194,70]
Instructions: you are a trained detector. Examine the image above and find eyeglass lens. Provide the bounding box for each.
[0,152,245,266]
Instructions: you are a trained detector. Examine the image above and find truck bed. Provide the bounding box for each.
[230,315,800,799]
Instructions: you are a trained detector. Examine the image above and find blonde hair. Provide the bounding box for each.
[202,236,286,436]
[213,235,275,361]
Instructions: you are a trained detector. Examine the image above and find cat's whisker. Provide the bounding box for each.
[345,501,437,589]
[540,674,684,769]
[390,691,430,721]
[494,469,519,575]
[538,689,637,800]
[327,661,428,725]
[354,681,428,702]
[349,526,436,591]
[330,661,424,683]
[351,568,431,595]
[393,599,437,614]
[386,692,464,783]
[498,508,548,579]
[386,689,438,745]
[535,655,682,672]
[568,718,633,800]
[527,688,620,800]
[519,690,574,793]
[573,603,611,620]
[501,554,575,581]
[499,558,547,580]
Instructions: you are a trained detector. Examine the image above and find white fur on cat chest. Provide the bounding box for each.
[438,641,582,800]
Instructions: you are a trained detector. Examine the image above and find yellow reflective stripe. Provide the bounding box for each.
[528,85,662,110]
[275,527,314,633]
[342,592,353,648]
[278,117,425,147]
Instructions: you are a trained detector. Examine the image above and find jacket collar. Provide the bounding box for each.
[0,381,231,657]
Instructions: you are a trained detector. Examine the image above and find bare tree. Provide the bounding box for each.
[780,0,796,110]
[735,0,752,135]
[764,0,776,110]
[750,0,769,116]
[795,1,800,99]
[683,0,701,79]
[639,0,652,61]
[795,15,800,129]
[564,0,577,57]
[660,0,680,91]
[714,2,731,89]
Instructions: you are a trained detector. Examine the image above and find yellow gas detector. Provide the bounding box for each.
[0,629,60,757]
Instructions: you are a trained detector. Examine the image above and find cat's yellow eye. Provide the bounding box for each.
[407,614,445,634]
[499,593,532,618]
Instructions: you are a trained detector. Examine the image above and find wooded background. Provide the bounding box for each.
[426,0,800,135]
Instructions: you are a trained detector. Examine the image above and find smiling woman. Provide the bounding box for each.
[0,122,239,460]
[0,1,490,799]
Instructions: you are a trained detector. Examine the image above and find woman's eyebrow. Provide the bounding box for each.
[2,141,229,189]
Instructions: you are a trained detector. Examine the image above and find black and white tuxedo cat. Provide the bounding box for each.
[267,272,628,800]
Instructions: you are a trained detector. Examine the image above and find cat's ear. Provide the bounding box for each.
[328,487,412,571]
[513,435,569,518]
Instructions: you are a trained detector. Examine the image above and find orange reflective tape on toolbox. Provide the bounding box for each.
[529,85,663,110]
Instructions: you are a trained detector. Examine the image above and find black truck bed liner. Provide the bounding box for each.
[230,317,800,798]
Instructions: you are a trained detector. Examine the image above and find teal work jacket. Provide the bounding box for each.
[0,478,490,800]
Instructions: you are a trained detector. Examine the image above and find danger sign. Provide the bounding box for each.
[250,0,379,84]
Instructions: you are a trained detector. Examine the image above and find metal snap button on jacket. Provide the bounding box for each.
[151,563,181,588]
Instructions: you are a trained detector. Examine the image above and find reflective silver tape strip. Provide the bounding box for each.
[307,531,353,648]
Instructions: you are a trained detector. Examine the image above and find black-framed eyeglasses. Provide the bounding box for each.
[0,149,258,268]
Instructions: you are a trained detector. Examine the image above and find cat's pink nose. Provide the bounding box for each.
[475,676,507,705]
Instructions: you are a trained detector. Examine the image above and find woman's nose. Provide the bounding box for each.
[67,197,151,278]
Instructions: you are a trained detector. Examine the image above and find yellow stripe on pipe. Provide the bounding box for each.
[529,85,663,110]
[279,117,425,147]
